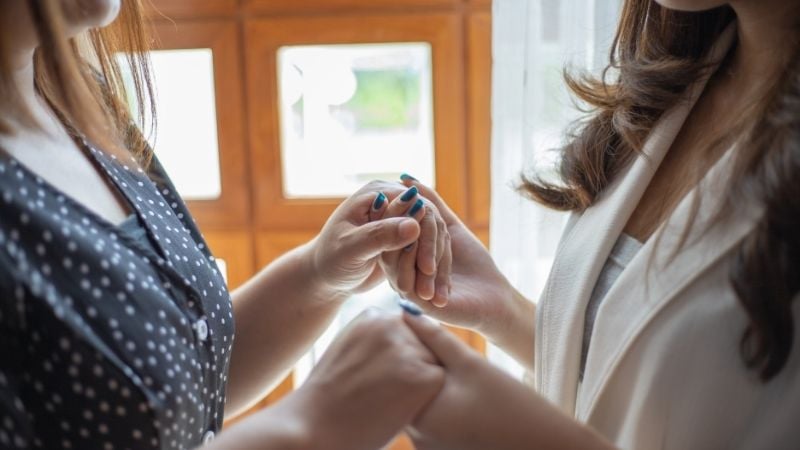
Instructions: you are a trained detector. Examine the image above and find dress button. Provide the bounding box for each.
[195,319,209,342]
[202,430,215,444]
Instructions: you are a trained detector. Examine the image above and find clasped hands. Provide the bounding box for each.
[297,177,525,450]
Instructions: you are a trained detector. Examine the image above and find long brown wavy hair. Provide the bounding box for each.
[523,1,800,381]
[0,0,155,163]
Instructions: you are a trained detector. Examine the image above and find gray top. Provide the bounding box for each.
[579,233,643,380]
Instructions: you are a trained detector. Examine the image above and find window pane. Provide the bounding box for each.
[277,43,435,198]
[120,49,222,200]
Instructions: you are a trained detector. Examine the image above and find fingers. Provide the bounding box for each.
[400,174,459,224]
[416,207,438,277]
[435,217,446,269]
[415,272,436,302]
[368,191,388,222]
[345,217,421,261]
[396,243,419,297]
[378,185,433,299]
[431,230,452,308]
[414,213,448,302]
[402,313,473,368]
[384,186,422,218]
[368,180,450,303]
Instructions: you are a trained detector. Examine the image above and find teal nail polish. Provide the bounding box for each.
[407,199,424,216]
[401,186,418,202]
[400,173,418,182]
[372,192,386,210]
[398,299,423,316]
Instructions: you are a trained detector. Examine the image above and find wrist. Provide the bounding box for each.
[281,382,345,450]
[257,393,317,449]
[209,393,314,449]
[483,287,536,366]
[301,238,351,303]
[478,280,520,342]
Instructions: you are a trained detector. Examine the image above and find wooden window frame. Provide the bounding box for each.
[245,13,468,230]
[149,20,251,229]
[469,0,493,8]
[145,0,238,20]
[466,11,492,228]
[243,0,459,15]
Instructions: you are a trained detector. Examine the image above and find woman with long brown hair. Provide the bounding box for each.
[0,1,455,449]
[391,0,800,447]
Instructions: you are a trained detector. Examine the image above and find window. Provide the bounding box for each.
[143,4,492,449]
[121,49,223,200]
[277,43,436,198]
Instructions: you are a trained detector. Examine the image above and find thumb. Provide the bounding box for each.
[346,217,420,260]
[403,313,474,368]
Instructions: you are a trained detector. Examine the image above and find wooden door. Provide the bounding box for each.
[143,1,492,448]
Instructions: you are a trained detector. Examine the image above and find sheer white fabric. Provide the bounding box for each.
[488,0,621,377]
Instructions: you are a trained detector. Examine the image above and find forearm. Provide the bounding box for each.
[407,316,611,450]
[224,240,347,417]
[469,374,613,450]
[484,289,536,371]
[206,390,315,450]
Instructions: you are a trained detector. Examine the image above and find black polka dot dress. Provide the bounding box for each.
[0,139,235,450]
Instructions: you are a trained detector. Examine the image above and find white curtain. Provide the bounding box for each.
[488,0,621,377]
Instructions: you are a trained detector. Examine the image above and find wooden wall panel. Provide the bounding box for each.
[244,0,459,15]
[145,0,238,20]
[469,0,493,9]
[466,12,493,228]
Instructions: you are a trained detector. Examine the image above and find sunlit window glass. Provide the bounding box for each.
[119,49,222,200]
[215,258,228,284]
[277,43,436,198]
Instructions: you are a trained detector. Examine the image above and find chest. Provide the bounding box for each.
[0,130,130,224]
[624,82,740,241]
[0,149,235,448]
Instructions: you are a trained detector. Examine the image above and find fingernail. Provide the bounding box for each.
[372,192,386,210]
[398,298,423,316]
[400,173,418,182]
[436,283,449,299]
[400,186,418,202]
[404,243,415,252]
[407,198,424,217]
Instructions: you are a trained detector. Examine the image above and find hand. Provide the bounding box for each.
[403,314,613,450]
[293,309,445,450]
[310,181,443,296]
[384,176,523,342]
[374,184,451,302]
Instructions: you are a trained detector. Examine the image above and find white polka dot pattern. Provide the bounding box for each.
[0,142,235,450]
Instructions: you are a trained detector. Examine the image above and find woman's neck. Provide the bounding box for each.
[1,52,67,140]
[2,52,51,131]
